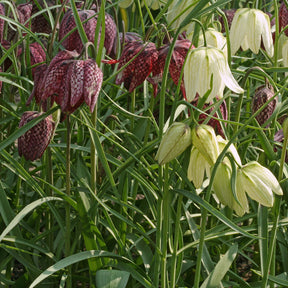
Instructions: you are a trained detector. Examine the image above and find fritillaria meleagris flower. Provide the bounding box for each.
[17,42,46,77]
[59,9,116,56]
[155,122,192,165]
[111,31,142,59]
[0,3,32,41]
[30,0,54,34]
[229,8,274,57]
[218,9,237,33]
[27,49,103,115]
[194,98,228,138]
[252,82,277,126]
[18,111,55,161]
[167,0,199,36]
[237,161,283,207]
[115,40,158,92]
[198,28,227,57]
[279,2,288,37]
[150,39,194,98]
[184,47,243,102]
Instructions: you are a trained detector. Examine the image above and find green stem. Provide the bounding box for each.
[170,194,183,287]
[91,103,97,195]
[161,165,170,288]
[65,115,72,288]
[273,0,279,83]
[46,147,54,260]
[261,118,287,287]
[194,208,208,288]
[131,90,136,131]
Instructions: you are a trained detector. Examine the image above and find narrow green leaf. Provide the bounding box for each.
[95,270,130,288]
[175,189,257,239]
[200,244,238,288]
[0,197,63,242]
[29,250,135,288]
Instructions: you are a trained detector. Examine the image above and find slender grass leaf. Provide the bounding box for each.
[0,197,63,242]
[95,270,130,288]
[29,250,137,288]
[200,244,238,288]
[175,189,257,239]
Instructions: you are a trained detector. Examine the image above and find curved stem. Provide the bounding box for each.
[216,8,231,66]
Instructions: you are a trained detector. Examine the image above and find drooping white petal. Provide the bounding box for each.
[184,47,243,102]
[230,8,274,57]
[243,161,283,195]
[242,170,274,207]
[261,12,274,57]
[188,146,210,188]
[216,135,242,166]
[230,9,250,55]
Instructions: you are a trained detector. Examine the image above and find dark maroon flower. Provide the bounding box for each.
[111,32,142,60]
[18,111,55,161]
[193,98,228,138]
[0,3,4,43]
[280,2,288,36]
[0,3,32,41]
[252,83,277,126]
[219,9,237,33]
[17,42,46,77]
[115,41,158,92]
[59,9,116,56]
[27,49,103,114]
[150,39,194,98]
[30,0,54,34]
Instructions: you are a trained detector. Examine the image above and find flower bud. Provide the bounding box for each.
[155,122,192,165]
[187,146,210,188]
[191,124,219,166]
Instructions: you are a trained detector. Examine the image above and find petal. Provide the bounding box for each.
[241,168,274,207]
[70,61,84,107]
[243,161,283,195]
[188,147,209,188]
[230,9,250,54]
[83,60,103,112]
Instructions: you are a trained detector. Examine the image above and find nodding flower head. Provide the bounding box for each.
[230,8,274,57]
[59,9,116,56]
[115,41,158,92]
[18,111,55,161]
[155,122,192,165]
[28,50,103,115]
[184,47,243,103]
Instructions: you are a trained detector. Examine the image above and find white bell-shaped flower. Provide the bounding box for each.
[184,47,243,102]
[198,28,228,57]
[230,8,274,57]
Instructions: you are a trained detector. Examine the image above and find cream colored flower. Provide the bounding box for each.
[198,28,227,57]
[237,161,283,207]
[184,47,244,102]
[187,146,210,189]
[191,124,219,166]
[155,122,192,165]
[119,0,166,9]
[167,0,198,35]
[216,135,242,166]
[213,162,248,216]
[119,0,134,8]
[230,8,274,57]
[282,38,288,76]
